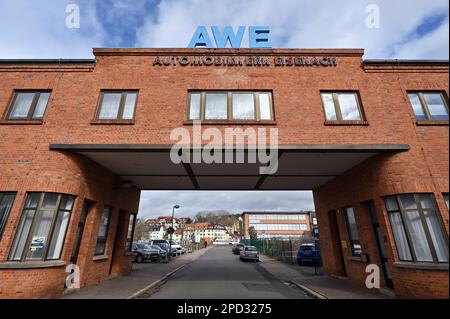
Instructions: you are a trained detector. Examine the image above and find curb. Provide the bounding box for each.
[290,280,328,299]
[126,247,212,299]
[126,263,188,299]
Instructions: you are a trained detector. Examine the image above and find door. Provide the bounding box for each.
[109,210,126,275]
[70,200,91,265]
[366,200,394,289]
[329,210,347,277]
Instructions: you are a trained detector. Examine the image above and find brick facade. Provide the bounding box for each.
[0,48,448,298]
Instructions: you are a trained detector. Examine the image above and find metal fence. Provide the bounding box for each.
[241,236,318,265]
[178,240,205,253]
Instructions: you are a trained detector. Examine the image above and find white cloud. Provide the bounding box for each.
[138,191,315,219]
[136,0,449,59]
[0,0,105,58]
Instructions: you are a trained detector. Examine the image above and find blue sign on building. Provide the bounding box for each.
[188,26,272,49]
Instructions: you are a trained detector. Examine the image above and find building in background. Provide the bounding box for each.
[242,212,313,239]
[148,225,165,240]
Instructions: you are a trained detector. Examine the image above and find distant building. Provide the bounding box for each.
[149,225,165,240]
[194,223,232,243]
[242,212,314,239]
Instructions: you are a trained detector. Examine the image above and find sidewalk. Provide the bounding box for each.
[259,255,393,299]
[62,247,211,299]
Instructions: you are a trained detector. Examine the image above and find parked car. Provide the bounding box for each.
[240,246,259,262]
[232,243,245,255]
[150,244,168,262]
[296,243,321,266]
[168,240,186,255]
[150,240,178,257]
[132,243,160,263]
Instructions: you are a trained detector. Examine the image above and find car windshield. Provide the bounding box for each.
[150,245,161,250]
[245,246,257,251]
[136,244,149,249]
[301,245,314,251]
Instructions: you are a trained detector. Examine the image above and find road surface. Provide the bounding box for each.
[146,245,309,299]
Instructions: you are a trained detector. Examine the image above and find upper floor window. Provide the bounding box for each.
[343,206,362,256]
[96,91,138,120]
[384,194,448,263]
[5,91,50,120]
[188,91,274,121]
[0,192,16,240]
[321,92,364,121]
[407,92,449,121]
[8,193,74,261]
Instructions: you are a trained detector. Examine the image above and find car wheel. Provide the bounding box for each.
[297,260,302,266]
[135,254,143,263]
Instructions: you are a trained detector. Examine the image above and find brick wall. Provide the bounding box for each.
[0,48,448,298]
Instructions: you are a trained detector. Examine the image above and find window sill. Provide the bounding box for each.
[0,260,66,269]
[394,261,449,270]
[183,120,277,125]
[90,120,135,125]
[0,120,43,125]
[416,120,449,126]
[347,255,368,263]
[93,254,109,261]
[324,120,369,126]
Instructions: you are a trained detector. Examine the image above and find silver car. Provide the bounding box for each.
[240,245,259,262]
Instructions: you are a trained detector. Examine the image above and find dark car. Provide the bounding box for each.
[232,243,245,255]
[150,240,178,257]
[296,243,321,266]
[132,243,160,263]
[149,244,168,263]
[240,246,259,262]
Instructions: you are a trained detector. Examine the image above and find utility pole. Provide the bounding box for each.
[168,205,180,261]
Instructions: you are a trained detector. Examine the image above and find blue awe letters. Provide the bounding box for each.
[188,26,271,48]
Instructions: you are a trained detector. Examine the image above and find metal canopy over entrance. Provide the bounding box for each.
[50,144,409,190]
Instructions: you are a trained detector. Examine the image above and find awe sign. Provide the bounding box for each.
[188,26,271,49]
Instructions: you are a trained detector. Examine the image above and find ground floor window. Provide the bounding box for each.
[8,193,75,261]
[125,213,136,252]
[95,206,112,255]
[0,192,16,239]
[342,206,362,256]
[384,194,449,263]
[443,193,449,210]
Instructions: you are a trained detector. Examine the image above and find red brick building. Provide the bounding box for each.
[0,48,448,298]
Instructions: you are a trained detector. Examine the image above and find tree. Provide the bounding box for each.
[248,226,257,240]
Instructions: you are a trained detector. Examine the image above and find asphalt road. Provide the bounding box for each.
[147,245,309,299]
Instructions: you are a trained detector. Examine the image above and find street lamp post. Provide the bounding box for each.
[168,205,180,261]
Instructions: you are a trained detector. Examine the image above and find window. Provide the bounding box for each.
[125,213,136,252]
[343,207,362,256]
[96,91,138,120]
[188,91,274,121]
[5,91,50,120]
[95,206,112,255]
[321,92,364,121]
[444,194,449,210]
[0,192,16,239]
[407,92,448,121]
[8,193,74,261]
[384,194,448,263]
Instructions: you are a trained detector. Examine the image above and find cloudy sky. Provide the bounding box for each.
[1,0,448,218]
